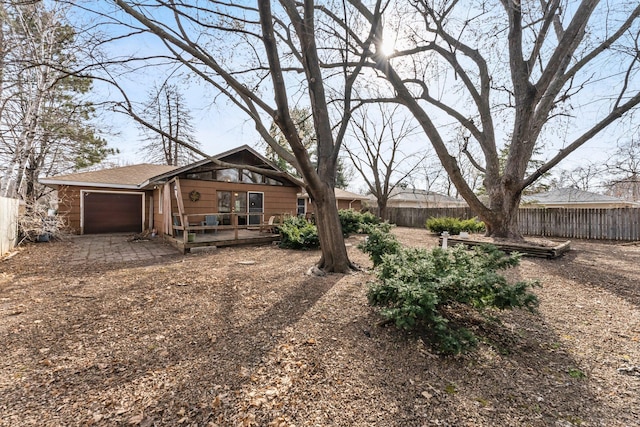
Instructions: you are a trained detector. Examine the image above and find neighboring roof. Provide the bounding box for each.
[370,188,467,205]
[522,188,639,206]
[299,188,369,200]
[39,164,179,190]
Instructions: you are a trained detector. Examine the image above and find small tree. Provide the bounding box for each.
[605,136,640,201]
[345,104,424,220]
[138,82,200,166]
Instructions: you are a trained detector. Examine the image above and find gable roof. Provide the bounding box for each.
[39,164,179,189]
[148,144,285,183]
[39,145,302,189]
[522,188,638,206]
[298,188,368,201]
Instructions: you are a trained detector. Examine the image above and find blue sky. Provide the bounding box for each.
[76,0,638,194]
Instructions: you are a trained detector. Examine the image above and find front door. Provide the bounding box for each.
[248,192,264,225]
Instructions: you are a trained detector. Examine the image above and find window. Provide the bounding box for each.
[297,198,306,216]
[241,169,264,183]
[217,191,231,213]
[234,192,247,213]
[216,168,239,182]
[265,177,283,186]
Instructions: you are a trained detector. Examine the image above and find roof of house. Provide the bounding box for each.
[369,188,467,204]
[522,188,637,206]
[39,145,302,189]
[148,144,286,183]
[39,164,179,189]
[299,188,368,200]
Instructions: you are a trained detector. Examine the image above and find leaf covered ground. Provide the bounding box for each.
[1,228,639,426]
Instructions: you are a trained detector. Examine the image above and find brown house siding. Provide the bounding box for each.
[57,179,298,236]
[153,179,299,236]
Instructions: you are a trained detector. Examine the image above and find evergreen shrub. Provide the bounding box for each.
[339,209,379,236]
[278,216,319,249]
[426,217,485,234]
[358,222,401,267]
[365,238,539,354]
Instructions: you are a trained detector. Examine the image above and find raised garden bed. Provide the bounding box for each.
[439,236,571,258]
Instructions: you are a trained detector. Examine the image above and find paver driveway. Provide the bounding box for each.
[63,234,180,264]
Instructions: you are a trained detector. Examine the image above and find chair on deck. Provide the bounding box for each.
[201,215,219,233]
[261,215,276,233]
[172,215,181,237]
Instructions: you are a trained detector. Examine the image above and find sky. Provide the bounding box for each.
[76,0,639,195]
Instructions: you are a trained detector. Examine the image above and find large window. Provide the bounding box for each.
[216,168,239,182]
[217,191,231,212]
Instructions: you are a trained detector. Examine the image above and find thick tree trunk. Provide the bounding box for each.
[484,186,523,240]
[377,198,388,222]
[310,185,354,273]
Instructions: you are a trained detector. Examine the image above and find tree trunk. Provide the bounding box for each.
[311,185,353,273]
[377,198,388,222]
[483,186,523,240]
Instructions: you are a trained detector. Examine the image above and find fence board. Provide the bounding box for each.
[377,207,640,241]
[0,196,20,255]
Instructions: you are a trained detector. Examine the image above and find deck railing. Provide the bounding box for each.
[172,212,284,245]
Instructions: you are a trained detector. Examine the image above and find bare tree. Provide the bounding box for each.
[0,1,115,205]
[605,136,640,201]
[138,82,200,166]
[345,103,424,219]
[351,0,640,239]
[96,0,379,272]
[551,163,605,192]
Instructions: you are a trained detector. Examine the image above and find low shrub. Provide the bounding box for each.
[358,222,400,267]
[426,217,485,235]
[339,209,380,236]
[278,216,319,250]
[367,243,539,355]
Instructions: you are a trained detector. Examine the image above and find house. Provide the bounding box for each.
[521,188,640,208]
[368,188,468,209]
[297,188,369,216]
[40,146,302,241]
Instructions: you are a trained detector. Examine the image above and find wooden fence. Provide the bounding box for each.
[378,206,640,241]
[383,207,476,228]
[0,196,20,255]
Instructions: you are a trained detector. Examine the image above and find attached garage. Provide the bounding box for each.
[82,191,144,234]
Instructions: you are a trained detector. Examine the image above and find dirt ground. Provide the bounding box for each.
[1,228,639,427]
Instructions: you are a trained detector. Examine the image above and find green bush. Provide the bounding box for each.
[358,222,401,267]
[367,244,539,355]
[278,216,320,250]
[425,217,485,235]
[339,209,380,236]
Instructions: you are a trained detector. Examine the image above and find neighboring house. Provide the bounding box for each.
[369,188,468,209]
[40,145,302,235]
[521,188,640,208]
[297,188,369,216]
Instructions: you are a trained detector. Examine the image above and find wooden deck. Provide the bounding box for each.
[165,228,280,253]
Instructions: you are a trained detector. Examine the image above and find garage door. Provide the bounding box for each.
[84,192,143,234]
